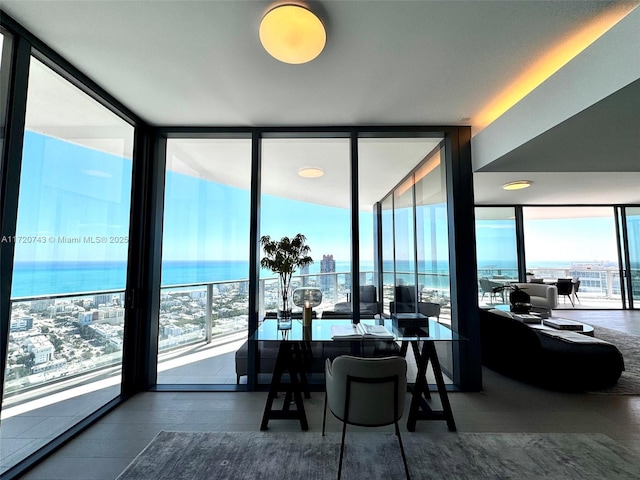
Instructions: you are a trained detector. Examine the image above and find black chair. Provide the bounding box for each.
[573,279,581,304]
[334,285,380,315]
[479,278,502,303]
[555,278,575,307]
[394,285,416,311]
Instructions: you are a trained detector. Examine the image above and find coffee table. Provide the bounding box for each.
[529,317,594,336]
[485,305,594,336]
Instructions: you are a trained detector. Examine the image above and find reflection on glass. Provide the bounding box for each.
[2,57,134,473]
[381,194,394,314]
[415,145,450,323]
[158,138,252,385]
[358,137,437,316]
[394,176,416,299]
[373,137,453,378]
[372,137,448,317]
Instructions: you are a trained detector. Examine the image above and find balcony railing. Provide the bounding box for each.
[4,268,458,405]
[477,266,635,303]
[8,263,633,407]
[4,271,377,403]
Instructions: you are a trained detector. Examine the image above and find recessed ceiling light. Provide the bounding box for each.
[502,180,532,191]
[298,167,324,178]
[259,3,326,64]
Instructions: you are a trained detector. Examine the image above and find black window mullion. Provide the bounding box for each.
[0,34,31,401]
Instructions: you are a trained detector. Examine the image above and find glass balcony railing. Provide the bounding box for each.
[4,269,458,407]
[477,266,630,307]
[9,263,628,407]
[4,290,126,408]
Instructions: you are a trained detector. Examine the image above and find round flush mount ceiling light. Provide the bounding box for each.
[259,3,326,64]
[502,180,532,191]
[298,167,324,178]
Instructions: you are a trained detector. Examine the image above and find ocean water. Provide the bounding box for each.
[11,258,618,299]
[10,260,371,298]
[11,260,254,298]
[3,260,387,298]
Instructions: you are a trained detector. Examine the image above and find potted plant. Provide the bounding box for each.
[260,234,313,320]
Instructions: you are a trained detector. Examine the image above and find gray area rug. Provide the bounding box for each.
[116,431,639,480]
[592,326,640,394]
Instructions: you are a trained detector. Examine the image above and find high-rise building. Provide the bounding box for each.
[320,254,336,291]
[320,254,335,273]
[94,294,113,307]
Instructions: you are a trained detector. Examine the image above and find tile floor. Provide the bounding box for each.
[10,311,640,480]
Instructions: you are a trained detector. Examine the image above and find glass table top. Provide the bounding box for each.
[252,318,462,342]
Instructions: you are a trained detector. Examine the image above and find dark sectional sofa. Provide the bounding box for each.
[479,308,624,391]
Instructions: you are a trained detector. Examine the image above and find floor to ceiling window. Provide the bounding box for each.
[259,136,351,325]
[381,193,395,313]
[414,143,450,324]
[357,138,418,312]
[1,57,134,473]
[0,30,6,159]
[373,136,456,378]
[362,137,445,316]
[157,137,252,385]
[623,207,640,306]
[475,207,518,307]
[393,174,417,307]
[523,206,622,309]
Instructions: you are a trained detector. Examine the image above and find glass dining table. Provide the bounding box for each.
[254,317,462,432]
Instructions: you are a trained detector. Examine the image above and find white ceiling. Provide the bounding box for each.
[1,0,639,207]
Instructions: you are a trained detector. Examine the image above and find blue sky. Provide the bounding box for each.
[476,216,619,267]
[14,131,371,266]
[14,131,131,262]
[14,131,622,268]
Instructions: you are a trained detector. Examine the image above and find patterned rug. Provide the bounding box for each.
[591,326,640,394]
[116,431,640,480]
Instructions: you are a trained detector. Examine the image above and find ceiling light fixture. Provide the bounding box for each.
[502,180,532,191]
[259,2,326,64]
[298,167,324,178]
